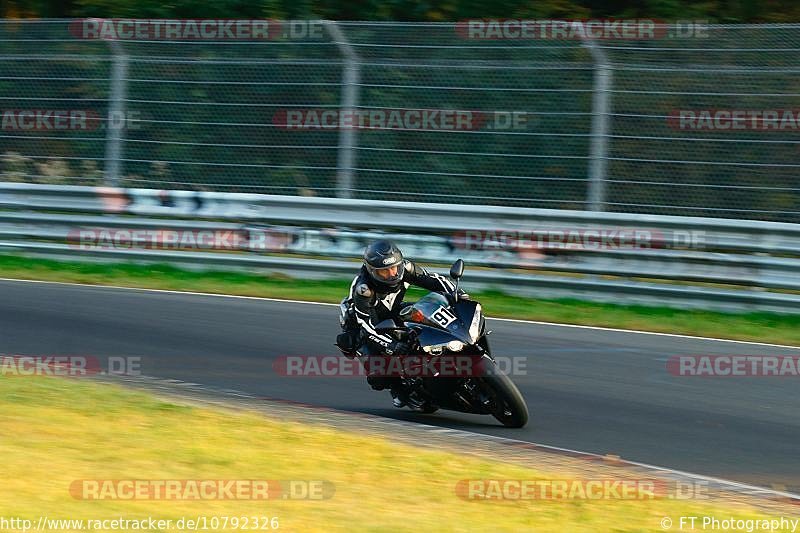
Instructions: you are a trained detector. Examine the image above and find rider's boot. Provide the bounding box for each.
[390,386,408,408]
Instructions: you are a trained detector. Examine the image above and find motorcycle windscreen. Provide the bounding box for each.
[403,292,475,344]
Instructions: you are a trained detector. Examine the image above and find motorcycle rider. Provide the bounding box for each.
[337,239,466,407]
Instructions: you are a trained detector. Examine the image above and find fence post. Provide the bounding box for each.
[582,37,613,212]
[104,40,128,187]
[323,21,361,199]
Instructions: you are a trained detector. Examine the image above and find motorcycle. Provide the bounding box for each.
[338,259,529,428]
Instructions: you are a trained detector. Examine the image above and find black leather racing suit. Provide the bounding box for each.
[344,259,456,363]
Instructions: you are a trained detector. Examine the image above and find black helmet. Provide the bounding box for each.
[363,240,404,290]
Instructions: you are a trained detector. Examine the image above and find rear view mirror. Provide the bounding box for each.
[450,259,464,280]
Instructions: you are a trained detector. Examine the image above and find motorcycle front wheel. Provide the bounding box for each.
[480,369,529,428]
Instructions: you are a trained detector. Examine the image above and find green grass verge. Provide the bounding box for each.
[1,254,799,346]
[0,376,793,532]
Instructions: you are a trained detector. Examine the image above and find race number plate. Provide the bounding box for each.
[431,306,457,327]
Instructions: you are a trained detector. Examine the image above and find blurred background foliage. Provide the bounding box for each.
[3,0,800,22]
[1,2,799,221]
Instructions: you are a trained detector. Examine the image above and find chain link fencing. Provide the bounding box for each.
[0,20,799,222]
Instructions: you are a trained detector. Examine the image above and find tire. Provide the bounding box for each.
[481,367,529,428]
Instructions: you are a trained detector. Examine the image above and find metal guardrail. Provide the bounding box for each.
[5,21,800,222]
[2,182,800,314]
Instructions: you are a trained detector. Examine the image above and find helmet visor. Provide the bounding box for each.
[366,262,404,285]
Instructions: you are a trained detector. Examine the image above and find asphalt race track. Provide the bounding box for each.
[2,279,799,490]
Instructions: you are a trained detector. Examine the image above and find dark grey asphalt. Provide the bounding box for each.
[2,279,799,489]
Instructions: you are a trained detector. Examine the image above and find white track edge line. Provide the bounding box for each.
[132,374,800,501]
[1,276,798,350]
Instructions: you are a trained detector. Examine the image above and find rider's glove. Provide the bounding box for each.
[457,289,471,300]
[386,340,412,356]
[395,328,418,343]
